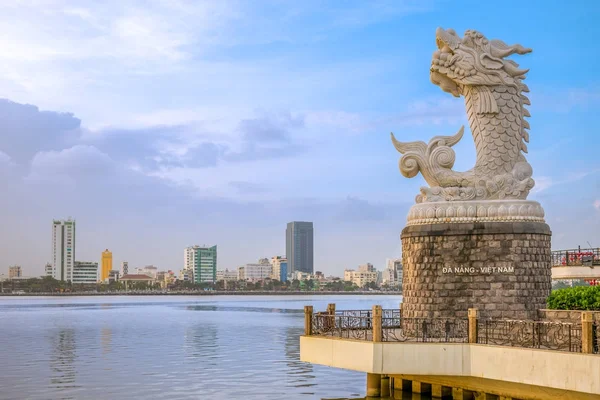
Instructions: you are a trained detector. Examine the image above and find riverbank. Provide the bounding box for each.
[0,290,399,297]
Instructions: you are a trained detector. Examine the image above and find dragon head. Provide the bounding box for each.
[430,28,532,97]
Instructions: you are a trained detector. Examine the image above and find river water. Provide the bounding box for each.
[0,295,409,400]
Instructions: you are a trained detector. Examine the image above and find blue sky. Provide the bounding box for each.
[0,0,598,276]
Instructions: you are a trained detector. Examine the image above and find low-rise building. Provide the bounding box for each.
[344,267,378,288]
[179,270,192,282]
[238,259,272,281]
[216,269,238,282]
[45,263,52,277]
[73,261,99,284]
[291,271,311,281]
[136,265,158,279]
[108,270,120,284]
[157,270,176,288]
[8,265,22,279]
[120,274,155,288]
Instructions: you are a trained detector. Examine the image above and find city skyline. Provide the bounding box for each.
[0,2,598,276]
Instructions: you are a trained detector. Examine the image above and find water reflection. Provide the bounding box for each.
[49,328,78,394]
[185,323,218,366]
[184,304,302,314]
[101,327,112,355]
[285,326,315,390]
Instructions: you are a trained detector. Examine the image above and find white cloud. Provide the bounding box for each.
[0,151,13,166]
[26,145,115,184]
[594,200,600,211]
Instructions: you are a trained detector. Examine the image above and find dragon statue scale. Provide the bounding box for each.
[392,28,535,204]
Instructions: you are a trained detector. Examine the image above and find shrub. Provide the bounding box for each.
[546,285,600,310]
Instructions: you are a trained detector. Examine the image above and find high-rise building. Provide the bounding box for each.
[8,265,22,279]
[184,245,217,283]
[286,221,314,274]
[73,261,98,284]
[52,219,76,282]
[121,261,129,276]
[101,249,112,282]
[270,256,288,282]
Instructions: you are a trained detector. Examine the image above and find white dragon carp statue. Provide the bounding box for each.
[392,28,545,224]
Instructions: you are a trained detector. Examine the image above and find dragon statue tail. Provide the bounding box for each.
[390,126,465,188]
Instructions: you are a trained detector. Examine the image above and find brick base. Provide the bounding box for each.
[401,222,552,320]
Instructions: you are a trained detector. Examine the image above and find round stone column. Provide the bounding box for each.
[401,221,552,320]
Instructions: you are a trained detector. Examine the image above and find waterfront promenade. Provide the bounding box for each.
[300,304,600,399]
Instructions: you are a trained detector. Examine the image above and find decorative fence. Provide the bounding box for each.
[596,321,600,354]
[304,305,600,355]
[551,248,600,267]
[477,319,582,352]
[382,317,468,343]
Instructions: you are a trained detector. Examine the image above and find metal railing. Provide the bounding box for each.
[551,248,600,267]
[305,306,599,355]
[312,314,371,340]
[382,317,468,343]
[334,309,400,319]
[595,322,600,354]
[477,319,582,352]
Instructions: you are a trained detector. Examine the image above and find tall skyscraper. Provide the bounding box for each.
[101,249,112,282]
[286,221,314,274]
[184,245,217,283]
[52,219,76,282]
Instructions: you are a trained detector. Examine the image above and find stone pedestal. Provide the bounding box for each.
[401,222,552,320]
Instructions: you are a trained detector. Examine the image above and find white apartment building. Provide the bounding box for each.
[344,269,378,288]
[238,260,273,281]
[72,261,98,284]
[52,219,76,282]
[216,269,238,281]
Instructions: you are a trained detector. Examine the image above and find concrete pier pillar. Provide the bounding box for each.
[412,381,431,394]
[372,305,382,342]
[582,311,594,354]
[432,384,452,398]
[468,308,479,344]
[367,373,381,397]
[380,376,390,397]
[304,306,313,336]
[452,387,464,399]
